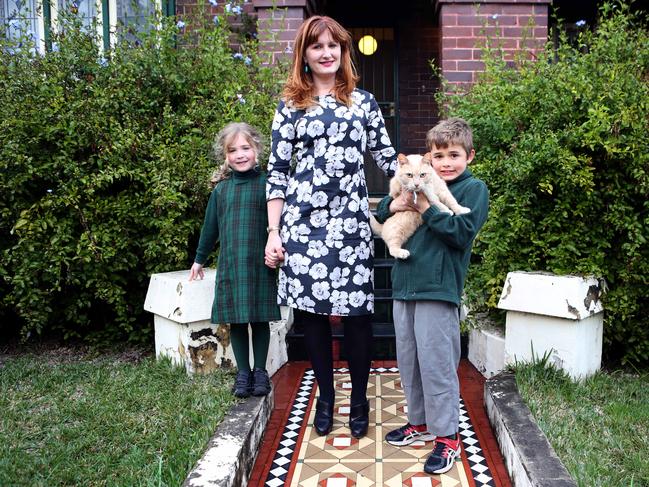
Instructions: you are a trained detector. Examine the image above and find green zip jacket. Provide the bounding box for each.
[375,169,489,306]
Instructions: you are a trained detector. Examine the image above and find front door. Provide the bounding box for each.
[350,27,398,197]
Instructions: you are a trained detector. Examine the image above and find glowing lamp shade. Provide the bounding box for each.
[358,35,378,56]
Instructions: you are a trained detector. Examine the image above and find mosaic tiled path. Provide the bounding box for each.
[249,361,512,487]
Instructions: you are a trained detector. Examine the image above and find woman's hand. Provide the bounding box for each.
[189,262,204,281]
[265,232,285,269]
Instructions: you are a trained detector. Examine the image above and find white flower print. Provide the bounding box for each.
[309,262,328,280]
[329,195,348,217]
[359,221,372,240]
[295,180,312,203]
[310,209,328,228]
[353,264,371,285]
[312,281,331,300]
[349,290,366,308]
[290,223,311,243]
[279,123,294,139]
[327,121,348,144]
[339,246,357,265]
[271,111,286,130]
[343,218,358,234]
[307,240,329,258]
[297,296,316,311]
[288,278,304,298]
[350,120,363,141]
[334,106,353,120]
[314,137,327,158]
[312,168,330,187]
[344,146,361,164]
[355,241,371,260]
[277,140,293,160]
[296,119,307,138]
[306,120,325,137]
[283,204,301,226]
[311,191,328,208]
[331,290,350,315]
[330,267,350,289]
[288,253,311,275]
[348,193,361,212]
[325,158,346,177]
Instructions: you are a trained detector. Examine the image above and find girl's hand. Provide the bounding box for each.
[189,262,204,281]
[265,232,285,269]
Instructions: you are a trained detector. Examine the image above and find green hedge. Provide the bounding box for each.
[438,3,649,365]
[1,6,285,345]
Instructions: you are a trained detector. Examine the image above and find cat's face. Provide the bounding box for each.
[395,154,435,191]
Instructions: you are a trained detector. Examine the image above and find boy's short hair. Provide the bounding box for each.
[426,117,474,156]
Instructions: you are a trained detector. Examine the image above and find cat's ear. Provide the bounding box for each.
[397,153,409,165]
[422,152,433,166]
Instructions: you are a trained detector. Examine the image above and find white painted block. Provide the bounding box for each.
[498,271,605,380]
[504,311,603,380]
[145,270,289,376]
[498,271,603,320]
[468,325,505,378]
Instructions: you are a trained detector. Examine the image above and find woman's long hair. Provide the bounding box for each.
[282,16,359,110]
[210,122,263,187]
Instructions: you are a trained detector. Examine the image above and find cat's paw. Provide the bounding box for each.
[456,206,471,215]
[390,248,410,259]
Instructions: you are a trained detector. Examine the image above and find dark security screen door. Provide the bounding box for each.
[350,27,397,197]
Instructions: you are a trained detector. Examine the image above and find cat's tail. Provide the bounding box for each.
[369,213,382,235]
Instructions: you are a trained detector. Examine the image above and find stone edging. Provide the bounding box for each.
[484,372,576,487]
[183,390,273,487]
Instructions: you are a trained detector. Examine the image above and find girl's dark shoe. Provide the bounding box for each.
[349,400,370,438]
[313,398,334,436]
[252,368,272,396]
[232,369,253,398]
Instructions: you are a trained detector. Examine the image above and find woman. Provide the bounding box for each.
[264,15,397,438]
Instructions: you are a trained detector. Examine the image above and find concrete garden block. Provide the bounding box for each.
[498,271,604,380]
[144,269,290,376]
[468,324,505,378]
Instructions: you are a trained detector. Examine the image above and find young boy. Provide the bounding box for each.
[375,117,489,475]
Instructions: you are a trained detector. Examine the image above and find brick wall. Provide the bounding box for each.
[253,0,308,64]
[438,0,551,88]
[397,15,440,153]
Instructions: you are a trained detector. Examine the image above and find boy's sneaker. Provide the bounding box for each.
[232,369,252,398]
[424,434,462,475]
[385,423,435,446]
[252,368,271,396]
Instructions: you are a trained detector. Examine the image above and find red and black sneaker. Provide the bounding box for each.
[385,423,435,446]
[424,433,462,474]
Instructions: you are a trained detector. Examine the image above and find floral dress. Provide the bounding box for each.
[266,89,397,316]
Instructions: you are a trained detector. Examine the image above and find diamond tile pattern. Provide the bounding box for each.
[263,368,496,486]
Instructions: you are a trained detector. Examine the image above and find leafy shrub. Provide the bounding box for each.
[0,4,286,345]
[438,3,649,364]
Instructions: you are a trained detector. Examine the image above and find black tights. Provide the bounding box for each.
[297,310,373,406]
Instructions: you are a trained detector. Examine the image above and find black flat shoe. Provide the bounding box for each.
[314,398,334,436]
[349,400,370,438]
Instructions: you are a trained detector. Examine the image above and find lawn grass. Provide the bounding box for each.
[0,350,236,487]
[513,361,649,487]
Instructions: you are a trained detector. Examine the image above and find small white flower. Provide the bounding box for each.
[176,20,185,28]
[312,281,331,300]
[575,19,586,27]
[309,263,328,280]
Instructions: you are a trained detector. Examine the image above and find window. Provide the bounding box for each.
[1,0,165,52]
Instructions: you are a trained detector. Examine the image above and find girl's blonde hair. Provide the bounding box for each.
[210,122,263,187]
[282,16,359,110]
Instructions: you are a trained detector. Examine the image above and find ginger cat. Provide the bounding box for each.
[370,153,471,259]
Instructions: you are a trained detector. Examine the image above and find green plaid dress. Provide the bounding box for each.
[195,168,280,324]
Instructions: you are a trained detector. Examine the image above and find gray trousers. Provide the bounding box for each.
[393,300,460,437]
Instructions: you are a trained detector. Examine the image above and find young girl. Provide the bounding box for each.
[190,122,280,398]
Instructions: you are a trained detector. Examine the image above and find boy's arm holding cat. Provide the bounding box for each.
[375,192,417,223]
[416,181,489,249]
